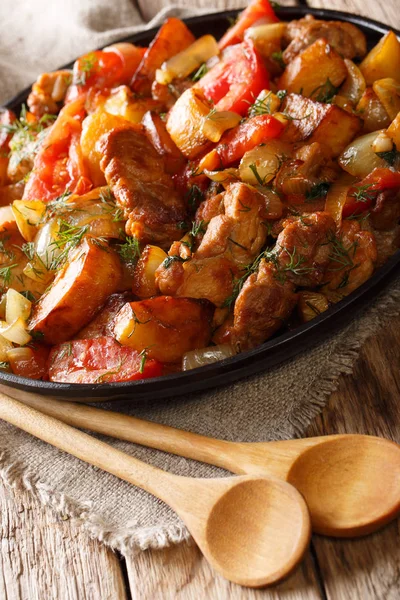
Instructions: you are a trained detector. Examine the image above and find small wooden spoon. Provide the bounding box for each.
[0,393,311,588]
[13,391,400,538]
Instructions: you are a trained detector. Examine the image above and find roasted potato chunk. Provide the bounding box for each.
[360,31,400,86]
[281,94,362,156]
[132,245,168,298]
[131,18,195,95]
[278,39,347,98]
[29,238,122,344]
[166,88,213,159]
[114,296,214,363]
[80,109,135,186]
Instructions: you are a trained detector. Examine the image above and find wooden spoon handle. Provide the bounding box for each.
[11,392,243,472]
[0,393,182,506]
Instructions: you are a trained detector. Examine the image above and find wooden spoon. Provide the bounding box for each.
[0,393,311,588]
[13,391,400,538]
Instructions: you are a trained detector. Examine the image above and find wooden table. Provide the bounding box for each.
[1,0,400,598]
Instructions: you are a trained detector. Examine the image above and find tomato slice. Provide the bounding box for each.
[199,114,285,170]
[342,168,400,217]
[219,0,279,50]
[23,99,92,201]
[195,40,270,116]
[48,336,163,384]
[9,344,50,380]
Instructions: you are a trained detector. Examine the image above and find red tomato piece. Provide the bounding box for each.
[200,114,285,170]
[65,50,125,103]
[195,40,270,116]
[343,168,400,217]
[48,336,163,384]
[9,344,50,380]
[23,99,92,202]
[219,0,279,50]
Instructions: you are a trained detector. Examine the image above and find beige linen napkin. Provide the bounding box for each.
[0,0,399,554]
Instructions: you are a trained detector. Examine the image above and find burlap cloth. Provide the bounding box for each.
[0,0,399,555]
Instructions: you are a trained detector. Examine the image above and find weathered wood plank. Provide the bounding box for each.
[307,315,400,600]
[0,482,127,600]
[126,540,322,599]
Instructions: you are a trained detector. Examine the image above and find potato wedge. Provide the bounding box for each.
[103,86,163,124]
[281,94,362,156]
[360,31,400,86]
[298,291,329,323]
[114,296,214,363]
[29,238,122,344]
[132,245,167,298]
[278,39,347,97]
[356,87,391,133]
[131,18,195,95]
[166,88,213,159]
[80,109,135,186]
[372,78,400,121]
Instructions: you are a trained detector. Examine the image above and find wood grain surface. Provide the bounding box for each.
[1,0,400,598]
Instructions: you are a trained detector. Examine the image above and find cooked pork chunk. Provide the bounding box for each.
[99,127,187,247]
[283,15,367,63]
[275,212,336,287]
[156,183,271,306]
[213,260,297,351]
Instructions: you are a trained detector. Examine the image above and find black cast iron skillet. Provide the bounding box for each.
[1,6,399,402]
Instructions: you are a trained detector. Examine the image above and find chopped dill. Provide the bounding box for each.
[118,236,141,264]
[192,63,208,82]
[310,78,339,103]
[375,143,400,166]
[349,183,376,204]
[306,182,331,202]
[271,51,285,70]
[74,52,98,86]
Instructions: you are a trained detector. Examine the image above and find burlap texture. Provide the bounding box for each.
[0,0,399,555]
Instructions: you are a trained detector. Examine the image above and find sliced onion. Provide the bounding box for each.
[387,112,400,148]
[244,23,286,57]
[6,346,33,362]
[155,35,219,85]
[203,168,240,184]
[325,177,354,228]
[0,334,13,361]
[371,131,393,153]
[182,344,236,371]
[35,219,61,269]
[0,318,31,345]
[373,78,400,121]
[5,289,32,324]
[201,111,242,143]
[258,187,283,220]
[12,200,46,242]
[239,141,291,186]
[339,130,388,177]
[245,23,286,44]
[0,206,16,228]
[340,59,366,105]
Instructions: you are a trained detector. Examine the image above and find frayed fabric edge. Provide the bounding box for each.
[0,279,399,554]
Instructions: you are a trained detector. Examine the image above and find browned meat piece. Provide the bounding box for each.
[370,189,400,231]
[156,183,272,306]
[75,292,133,339]
[373,226,400,267]
[283,15,367,63]
[323,220,377,295]
[195,191,225,225]
[275,212,336,287]
[213,260,297,351]
[196,183,270,267]
[27,70,72,116]
[99,126,187,248]
[151,79,194,110]
[0,182,24,206]
[156,256,240,308]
